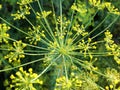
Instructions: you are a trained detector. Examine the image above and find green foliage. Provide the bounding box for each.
[3,0,17,5]
[0,0,120,90]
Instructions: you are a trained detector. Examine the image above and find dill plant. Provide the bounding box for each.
[0,0,120,90]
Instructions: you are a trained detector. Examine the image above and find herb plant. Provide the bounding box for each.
[0,0,120,90]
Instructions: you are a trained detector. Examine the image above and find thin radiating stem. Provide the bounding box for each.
[36,0,55,41]
[0,57,44,72]
[0,17,30,36]
[6,37,50,51]
[73,14,110,45]
[23,52,58,56]
[91,15,119,40]
[63,55,68,82]
[32,54,61,81]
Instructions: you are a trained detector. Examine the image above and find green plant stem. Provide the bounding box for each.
[23,52,58,56]
[24,16,54,46]
[7,37,50,50]
[73,14,110,45]
[24,49,49,53]
[32,54,61,81]
[60,0,63,46]
[24,15,35,28]
[0,17,30,36]
[70,52,111,57]
[63,55,68,82]
[91,15,119,40]
[36,0,55,41]
[0,57,44,72]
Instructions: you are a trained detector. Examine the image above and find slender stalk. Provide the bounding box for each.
[63,55,68,82]
[23,16,53,46]
[91,15,119,40]
[36,0,55,41]
[73,14,110,45]
[24,49,49,53]
[60,0,63,46]
[24,16,35,28]
[0,57,44,72]
[6,37,50,50]
[32,54,61,81]
[23,52,58,56]
[0,17,30,36]
[69,52,111,57]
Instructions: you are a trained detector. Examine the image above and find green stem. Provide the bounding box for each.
[63,55,68,82]
[91,15,119,40]
[23,52,58,56]
[7,37,50,50]
[0,17,30,36]
[0,57,44,72]
[32,54,61,81]
[36,0,55,41]
[73,14,110,45]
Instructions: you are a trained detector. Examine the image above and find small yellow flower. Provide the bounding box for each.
[28,68,33,73]
[109,85,113,89]
[105,86,109,90]
[10,74,15,79]
[36,11,52,19]
[0,4,2,9]
[42,11,52,18]
[19,67,23,72]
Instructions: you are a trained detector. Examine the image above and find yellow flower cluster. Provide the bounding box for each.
[71,2,87,14]
[36,11,52,19]
[78,38,96,57]
[71,1,91,24]
[89,0,104,9]
[89,0,120,15]
[82,60,98,71]
[4,40,26,63]
[17,0,35,5]
[10,67,43,90]
[105,85,114,90]
[104,30,120,64]
[55,76,72,90]
[11,5,30,20]
[72,24,88,36]
[105,68,120,89]
[55,73,82,90]
[57,16,70,31]
[11,0,34,20]
[53,16,71,39]
[26,26,45,45]
[0,23,10,43]
[104,2,120,15]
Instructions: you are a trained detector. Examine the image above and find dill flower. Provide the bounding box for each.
[0,23,10,43]
[11,5,31,20]
[55,74,82,90]
[10,67,43,90]
[104,30,120,64]
[4,40,26,63]
[105,68,120,85]
[26,26,45,45]
[0,0,120,90]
